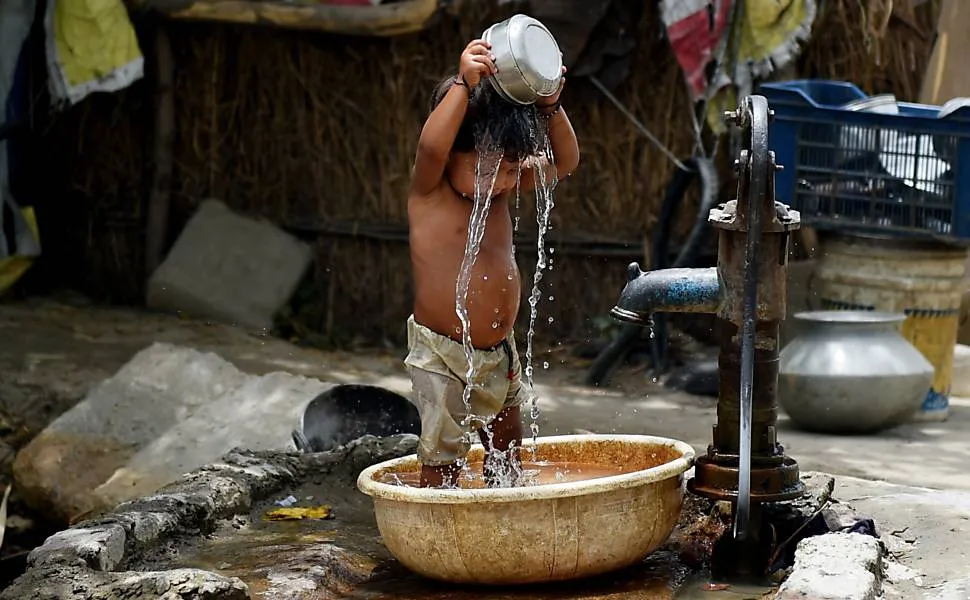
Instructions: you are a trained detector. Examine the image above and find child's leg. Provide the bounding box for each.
[407,365,470,488]
[478,404,523,485]
[477,336,526,486]
[421,462,462,488]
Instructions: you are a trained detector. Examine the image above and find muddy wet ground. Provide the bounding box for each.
[133,475,775,600]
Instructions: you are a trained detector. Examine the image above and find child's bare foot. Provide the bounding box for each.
[420,463,461,488]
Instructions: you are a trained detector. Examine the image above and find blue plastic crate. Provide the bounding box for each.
[758,80,970,244]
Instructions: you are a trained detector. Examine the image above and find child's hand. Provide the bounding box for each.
[537,65,567,108]
[458,39,497,88]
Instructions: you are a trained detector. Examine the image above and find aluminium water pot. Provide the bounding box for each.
[779,310,934,434]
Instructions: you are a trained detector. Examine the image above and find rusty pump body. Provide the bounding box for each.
[611,95,805,558]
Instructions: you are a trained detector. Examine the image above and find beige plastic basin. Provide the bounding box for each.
[356,434,695,585]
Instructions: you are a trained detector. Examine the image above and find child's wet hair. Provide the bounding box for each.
[429,75,542,161]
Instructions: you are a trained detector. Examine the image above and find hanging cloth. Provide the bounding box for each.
[44,0,144,108]
[0,0,40,295]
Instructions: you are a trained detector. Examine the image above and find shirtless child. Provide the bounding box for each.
[406,38,580,488]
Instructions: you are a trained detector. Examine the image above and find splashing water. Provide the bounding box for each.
[511,165,522,260]
[454,137,503,448]
[523,128,558,459]
[452,106,558,485]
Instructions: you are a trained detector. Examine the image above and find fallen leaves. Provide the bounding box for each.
[264,505,334,521]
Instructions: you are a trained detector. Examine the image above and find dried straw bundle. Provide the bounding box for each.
[32,0,937,346]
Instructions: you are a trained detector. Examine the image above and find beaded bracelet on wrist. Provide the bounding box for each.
[537,100,562,119]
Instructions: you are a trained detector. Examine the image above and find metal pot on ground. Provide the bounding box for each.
[778,310,934,434]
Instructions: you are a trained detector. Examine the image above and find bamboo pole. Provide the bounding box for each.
[145,23,175,279]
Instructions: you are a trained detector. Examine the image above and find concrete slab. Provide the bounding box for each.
[146,199,312,331]
[12,341,331,522]
[776,532,882,600]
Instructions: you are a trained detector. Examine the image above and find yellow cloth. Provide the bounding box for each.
[707,0,816,132]
[45,0,143,106]
[0,205,39,295]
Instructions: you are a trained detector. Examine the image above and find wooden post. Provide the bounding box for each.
[145,22,175,282]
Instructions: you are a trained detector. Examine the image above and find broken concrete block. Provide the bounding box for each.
[91,370,330,508]
[28,524,126,572]
[776,532,882,600]
[147,198,312,331]
[822,502,863,531]
[13,343,245,522]
[13,342,329,523]
[952,345,970,397]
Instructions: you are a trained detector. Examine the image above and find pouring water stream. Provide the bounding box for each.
[453,112,557,484]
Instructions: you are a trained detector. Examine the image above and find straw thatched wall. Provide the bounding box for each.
[20,0,938,347]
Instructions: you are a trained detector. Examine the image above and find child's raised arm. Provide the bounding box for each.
[522,69,580,188]
[411,40,497,197]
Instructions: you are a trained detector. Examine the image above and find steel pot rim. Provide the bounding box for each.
[793,310,907,325]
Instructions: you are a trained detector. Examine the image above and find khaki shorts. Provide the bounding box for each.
[404,315,528,466]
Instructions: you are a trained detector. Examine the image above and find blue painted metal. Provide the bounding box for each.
[610,265,720,324]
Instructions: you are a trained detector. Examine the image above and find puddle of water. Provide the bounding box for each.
[174,522,775,600]
[153,482,776,600]
[378,460,633,489]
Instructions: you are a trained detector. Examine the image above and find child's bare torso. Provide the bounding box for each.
[409,183,521,350]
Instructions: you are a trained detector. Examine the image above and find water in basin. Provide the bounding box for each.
[377,460,633,489]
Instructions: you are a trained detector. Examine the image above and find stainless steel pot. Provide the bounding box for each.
[482,14,563,105]
[778,310,934,434]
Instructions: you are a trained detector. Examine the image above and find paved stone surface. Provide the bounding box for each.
[776,532,882,600]
[833,476,970,598]
[923,576,970,600]
[147,198,312,331]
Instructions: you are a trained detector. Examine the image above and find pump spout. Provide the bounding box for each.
[610,263,721,325]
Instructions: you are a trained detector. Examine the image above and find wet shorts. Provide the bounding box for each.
[404,315,528,466]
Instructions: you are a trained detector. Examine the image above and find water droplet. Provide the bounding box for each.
[494,307,500,314]
[651,377,659,384]
[507,273,514,280]
[491,321,499,329]
[483,275,488,281]
[547,316,554,324]
[549,248,555,254]
[542,361,549,369]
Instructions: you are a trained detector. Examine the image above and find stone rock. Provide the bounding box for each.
[951,345,970,397]
[13,343,245,522]
[91,370,330,508]
[776,532,883,600]
[0,565,249,600]
[13,343,330,522]
[146,198,312,331]
[28,523,127,571]
[822,501,862,531]
[3,435,417,600]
